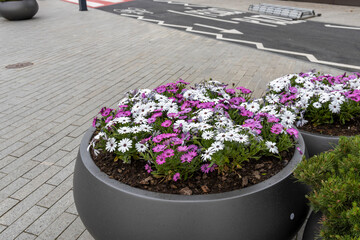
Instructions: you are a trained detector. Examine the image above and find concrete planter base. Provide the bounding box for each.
[0,0,38,21]
[74,127,309,240]
[299,130,340,158]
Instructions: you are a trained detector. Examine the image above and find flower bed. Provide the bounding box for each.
[263,72,360,136]
[89,80,301,194]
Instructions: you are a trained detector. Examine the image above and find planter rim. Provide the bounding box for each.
[299,129,343,140]
[80,127,305,202]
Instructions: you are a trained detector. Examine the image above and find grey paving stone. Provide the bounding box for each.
[46,162,74,186]
[1,146,47,174]
[65,203,78,216]
[0,184,54,226]
[15,232,37,240]
[56,217,86,240]
[37,175,73,208]
[0,161,38,191]
[11,165,62,200]
[0,178,30,203]
[0,206,46,240]
[77,230,95,240]
[0,224,6,233]
[26,190,74,236]
[0,198,19,218]
[34,212,76,240]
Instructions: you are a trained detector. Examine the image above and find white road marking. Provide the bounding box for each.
[325,24,360,30]
[120,14,360,70]
[153,0,205,8]
[232,18,277,27]
[168,10,239,24]
[194,23,243,34]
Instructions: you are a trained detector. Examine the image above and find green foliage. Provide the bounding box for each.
[294,136,360,240]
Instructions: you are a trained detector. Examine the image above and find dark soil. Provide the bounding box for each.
[298,118,360,136]
[91,147,294,195]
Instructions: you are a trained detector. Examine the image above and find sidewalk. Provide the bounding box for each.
[0,0,354,239]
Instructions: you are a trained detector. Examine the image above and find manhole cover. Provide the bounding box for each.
[5,62,34,69]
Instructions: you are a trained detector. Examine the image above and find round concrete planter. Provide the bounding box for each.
[74,127,309,240]
[299,130,340,158]
[0,0,38,21]
[302,211,323,240]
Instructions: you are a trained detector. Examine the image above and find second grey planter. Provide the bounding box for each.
[302,211,323,240]
[74,127,309,240]
[0,0,38,21]
[299,130,340,158]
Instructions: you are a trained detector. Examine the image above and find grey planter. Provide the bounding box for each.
[0,0,38,21]
[302,211,323,240]
[299,130,340,158]
[74,127,309,240]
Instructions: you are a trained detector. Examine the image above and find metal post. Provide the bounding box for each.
[79,0,87,11]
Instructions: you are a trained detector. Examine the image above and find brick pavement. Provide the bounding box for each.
[0,0,351,239]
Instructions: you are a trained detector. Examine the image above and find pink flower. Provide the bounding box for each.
[296,147,303,155]
[268,116,280,123]
[153,135,163,143]
[201,164,217,173]
[161,120,172,127]
[236,86,252,94]
[105,116,113,123]
[188,151,197,158]
[163,149,175,158]
[155,85,166,93]
[176,79,190,85]
[101,108,112,117]
[152,112,162,118]
[147,118,156,124]
[286,128,299,139]
[177,146,188,152]
[270,124,283,134]
[181,154,193,163]
[145,164,153,173]
[92,117,97,127]
[156,155,166,165]
[173,173,181,181]
[153,145,166,152]
[225,88,236,94]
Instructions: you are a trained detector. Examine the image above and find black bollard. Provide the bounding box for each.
[79,0,87,11]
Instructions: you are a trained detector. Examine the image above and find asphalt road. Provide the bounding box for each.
[99,0,360,72]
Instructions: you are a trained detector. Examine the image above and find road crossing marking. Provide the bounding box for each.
[325,24,360,30]
[167,10,239,24]
[118,13,360,70]
[194,23,243,34]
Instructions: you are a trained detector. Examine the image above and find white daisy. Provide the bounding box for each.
[265,94,280,104]
[211,141,224,151]
[329,102,341,113]
[295,76,305,84]
[281,110,296,125]
[118,127,131,134]
[235,134,249,144]
[265,141,278,154]
[331,93,345,105]
[135,142,148,152]
[106,138,117,152]
[134,116,147,125]
[118,138,132,153]
[247,102,260,113]
[139,125,153,132]
[215,132,227,142]
[202,131,214,140]
[198,109,213,121]
[319,93,330,103]
[201,153,212,161]
[312,102,322,109]
[115,117,131,124]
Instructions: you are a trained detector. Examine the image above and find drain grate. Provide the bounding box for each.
[5,62,34,69]
[248,4,316,20]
